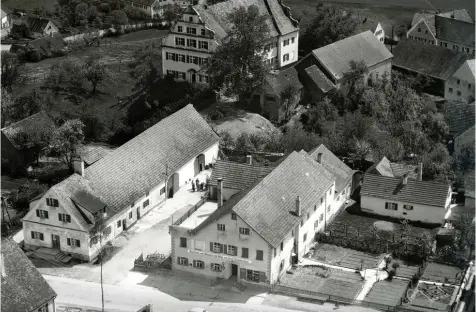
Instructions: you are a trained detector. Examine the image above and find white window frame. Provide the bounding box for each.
[239,227,250,235]
[217,224,225,231]
[193,260,204,269]
[31,231,43,240]
[227,245,235,255]
[58,213,71,223]
[385,202,398,210]
[211,263,222,272]
[178,257,188,265]
[37,209,48,219]
[177,25,183,32]
[175,37,185,46]
[186,27,196,34]
[283,53,289,62]
[213,242,221,253]
[403,204,414,210]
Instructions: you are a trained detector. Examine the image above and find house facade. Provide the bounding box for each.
[373,22,397,43]
[27,17,59,38]
[22,105,220,261]
[161,0,299,84]
[250,67,303,123]
[445,60,475,103]
[407,9,475,56]
[360,174,452,224]
[1,5,12,38]
[2,238,57,312]
[169,150,343,284]
[294,31,393,102]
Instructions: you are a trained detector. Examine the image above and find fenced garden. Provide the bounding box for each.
[133,251,171,270]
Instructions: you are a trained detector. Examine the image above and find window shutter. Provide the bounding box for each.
[220,244,224,253]
[67,238,71,246]
[385,202,388,209]
[259,271,267,283]
[240,268,246,279]
[36,210,40,217]
[77,240,80,247]
[210,263,213,270]
[31,231,35,239]
[234,246,238,256]
[210,242,213,251]
[45,211,49,219]
[67,215,71,223]
[223,245,227,255]
[40,233,44,241]
[58,213,61,220]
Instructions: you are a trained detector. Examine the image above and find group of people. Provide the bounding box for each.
[191,178,207,192]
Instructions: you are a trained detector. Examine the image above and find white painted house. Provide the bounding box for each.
[445,59,475,103]
[169,146,353,284]
[360,174,452,225]
[22,104,219,261]
[161,0,300,84]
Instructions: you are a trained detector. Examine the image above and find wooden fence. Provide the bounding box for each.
[134,251,171,269]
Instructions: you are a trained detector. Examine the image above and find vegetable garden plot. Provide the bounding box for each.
[311,244,383,269]
[364,279,409,307]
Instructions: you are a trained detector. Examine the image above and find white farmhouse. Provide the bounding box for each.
[22,104,219,262]
[161,0,300,84]
[360,174,452,225]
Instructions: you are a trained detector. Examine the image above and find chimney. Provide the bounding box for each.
[246,155,252,165]
[295,196,301,217]
[316,153,322,164]
[417,163,423,181]
[402,173,409,185]
[217,178,223,207]
[73,159,85,177]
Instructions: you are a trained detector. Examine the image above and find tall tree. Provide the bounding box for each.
[1,51,25,92]
[205,5,271,98]
[84,54,114,94]
[130,42,162,90]
[300,1,359,54]
[50,119,85,173]
[108,10,128,26]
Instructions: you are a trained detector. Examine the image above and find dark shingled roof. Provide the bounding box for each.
[193,0,299,43]
[366,156,418,180]
[392,40,469,80]
[231,151,334,247]
[84,104,219,215]
[444,101,475,135]
[312,30,393,81]
[361,174,450,207]
[438,9,474,23]
[1,238,57,312]
[209,160,275,190]
[435,15,475,46]
[465,170,475,198]
[266,67,303,97]
[308,144,354,193]
[1,111,56,150]
[304,65,335,93]
[27,17,53,33]
[81,143,116,166]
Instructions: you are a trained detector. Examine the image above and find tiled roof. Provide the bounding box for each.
[232,151,334,247]
[304,65,335,93]
[81,143,116,166]
[84,104,219,215]
[444,101,475,135]
[26,17,53,33]
[360,174,450,207]
[193,0,299,43]
[366,156,418,180]
[1,111,56,150]
[435,15,475,46]
[438,9,474,23]
[209,160,275,190]
[1,238,57,312]
[266,67,303,97]
[465,170,475,198]
[311,30,393,81]
[308,144,354,193]
[411,13,436,34]
[392,40,469,80]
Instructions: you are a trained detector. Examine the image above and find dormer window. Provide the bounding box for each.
[46,198,59,207]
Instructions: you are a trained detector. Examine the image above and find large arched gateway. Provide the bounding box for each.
[167,172,180,198]
[194,154,206,177]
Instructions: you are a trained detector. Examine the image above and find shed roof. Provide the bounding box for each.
[311,30,393,81]
[304,65,335,93]
[392,40,469,80]
[1,111,56,150]
[360,174,450,207]
[1,238,57,312]
[209,160,275,190]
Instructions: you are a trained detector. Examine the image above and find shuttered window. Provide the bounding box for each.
[242,247,249,258]
[31,231,44,240]
[36,209,49,219]
[67,238,80,247]
[256,250,263,261]
[58,213,71,223]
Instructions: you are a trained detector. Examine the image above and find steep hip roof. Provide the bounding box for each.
[193,0,299,42]
[265,67,303,97]
[1,238,57,312]
[435,15,475,46]
[360,174,450,207]
[84,104,219,215]
[308,144,354,193]
[1,111,56,150]
[311,30,393,81]
[209,160,275,190]
[231,150,334,247]
[392,40,469,80]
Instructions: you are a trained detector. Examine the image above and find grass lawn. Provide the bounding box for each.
[11,29,168,138]
[363,279,409,307]
[310,243,384,270]
[281,265,365,299]
[387,258,421,279]
[422,262,465,285]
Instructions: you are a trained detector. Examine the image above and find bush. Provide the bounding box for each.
[208,106,224,121]
[11,181,48,213]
